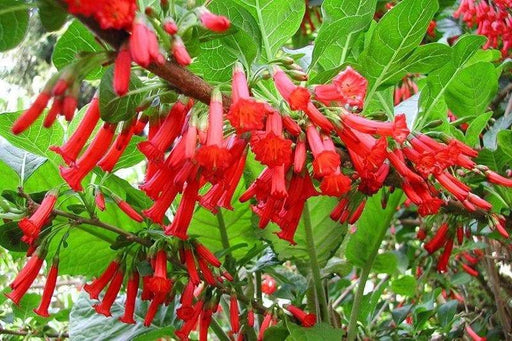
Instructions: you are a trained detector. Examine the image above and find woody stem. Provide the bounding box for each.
[303,201,329,322]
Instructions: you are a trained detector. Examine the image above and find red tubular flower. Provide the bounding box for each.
[462,252,479,265]
[62,94,77,121]
[231,62,250,102]
[119,271,139,324]
[320,171,351,197]
[95,188,106,211]
[98,122,136,173]
[435,172,469,201]
[251,111,292,167]
[12,92,51,134]
[492,214,509,238]
[195,90,232,174]
[177,280,195,320]
[83,259,120,300]
[113,44,132,96]
[194,241,221,267]
[147,250,172,296]
[424,223,449,254]
[130,16,163,67]
[285,304,316,327]
[417,228,427,241]
[456,226,464,245]
[230,294,240,333]
[261,274,277,295]
[199,305,214,341]
[113,195,144,222]
[175,300,204,339]
[227,95,268,133]
[43,99,62,128]
[347,199,366,224]
[437,238,454,273]
[183,247,201,285]
[486,170,512,187]
[466,324,487,341]
[163,18,178,35]
[7,252,45,305]
[144,294,166,327]
[293,138,306,173]
[198,8,231,32]
[141,276,154,301]
[314,66,368,108]
[461,263,479,277]
[247,308,255,327]
[143,183,179,224]
[94,268,125,317]
[50,96,101,164]
[342,113,409,144]
[60,123,117,191]
[94,0,136,31]
[172,36,192,66]
[197,257,216,285]
[18,190,58,246]
[388,150,424,184]
[165,180,199,239]
[258,312,273,341]
[467,193,492,211]
[307,125,340,177]
[33,260,59,317]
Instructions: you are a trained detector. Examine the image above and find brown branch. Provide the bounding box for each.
[0,328,68,339]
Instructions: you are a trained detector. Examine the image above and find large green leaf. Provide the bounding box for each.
[445,62,498,118]
[232,0,305,60]
[99,67,144,123]
[0,222,29,253]
[286,322,344,341]
[69,292,177,341]
[260,196,344,268]
[0,0,29,51]
[0,139,46,182]
[359,0,438,99]
[346,190,403,267]
[311,0,377,70]
[52,20,104,80]
[38,0,68,32]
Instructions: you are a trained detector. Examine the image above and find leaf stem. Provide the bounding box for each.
[302,201,329,322]
[210,318,231,341]
[216,209,231,255]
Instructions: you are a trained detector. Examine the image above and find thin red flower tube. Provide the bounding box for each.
[33,259,59,317]
[285,304,317,327]
[94,267,125,317]
[230,294,240,333]
[119,271,139,324]
[83,259,120,300]
[18,189,58,246]
[12,91,51,135]
[113,195,144,222]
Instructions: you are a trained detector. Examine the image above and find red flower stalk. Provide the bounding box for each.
[94,267,125,317]
[194,242,221,267]
[285,304,316,327]
[50,96,101,164]
[251,111,292,167]
[437,238,454,273]
[148,250,172,296]
[95,188,106,211]
[486,170,512,187]
[465,324,487,341]
[84,259,120,300]
[138,100,189,163]
[33,260,59,317]
[424,223,449,254]
[247,307,255,327]
[112,195,144,222]
[434,172,469,201]
[12,92,51,134]
[130,16,164,67]
[388,150,424,184]
[273,66,309,111]
[43,98,62,128]
[196,89,232,173]
[163,18,178,35]
[461,263,479,277]
[294,137,307,173]
[314,66,368,108]
[60,122,117,191]
[165,180,199,239]
[230,294,240,333]
[113,44,132,96]
[18,189,58,246]
[198,8,231,32]
[227,63,267,133]
[342,112,409,144]
[183,247,201,285]
[462,252,479,265]
[172,36,192,66]
[258,312,274,341]
[119,271,139,324]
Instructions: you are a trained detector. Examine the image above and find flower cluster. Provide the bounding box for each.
[454,0,512,57]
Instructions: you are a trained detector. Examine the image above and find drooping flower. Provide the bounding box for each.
[230,294,240,333]
[113,44,132,96]
[6,250,45,305]
[424,223,449,254]
[94,0,137,31]
[130,16,164,67]
[147,250,172,296]
[12,92,51,135]
[172,36,192,66]
[119,270,139,324]
[33,260,59,317]
[285,304,316,327]
[165,180,200,239]
[83,259,120,300]
[314,66,368,108]
[18,190,58,246]
[198,8,231,32]
[113,195,144,222]
[94,267,125,317]
[250,111,292,167]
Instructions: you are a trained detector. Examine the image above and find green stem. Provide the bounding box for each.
[210,318,231,341]
[216,209,231,254]
[346,219,390,341]
[255,271,263,325]
[302,201,329,322]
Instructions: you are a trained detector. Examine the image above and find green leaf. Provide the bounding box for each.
[99,66,144,123]
[113,135,145,172]
[483,115,512,150]
[359,0,438,98]
[260,196,344,269]
[311,0,377,70]
[264,325,290,341]
[0,0,29,51]
[372,252,398,274]
[38,0,68,32]
[52,20,104,80]
[286,322,344,341]
[0,161,20,192]
[189,183,262,259]
[69,292,177,340]
[346,190,403,267]
[12,293,44,322]
[0,139,46,182]
[0,222,29,253]
[445,62,498,118]
[391,275,417,297]
[465,112,492,147]
[438,300,458,328]
[232,0,305,60]
[0,111,65,165]
[497,130,512,161]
